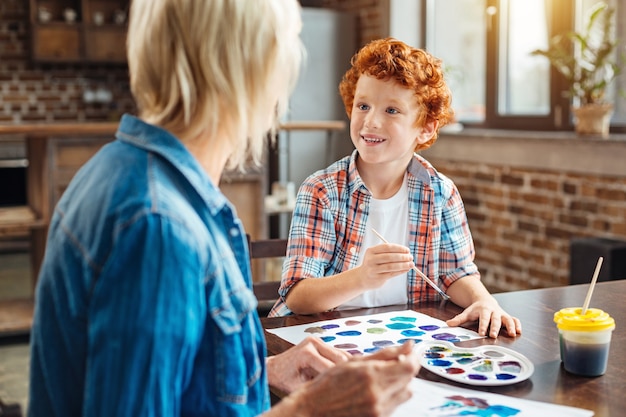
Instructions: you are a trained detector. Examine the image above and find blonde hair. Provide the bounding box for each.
[127,0,303,169]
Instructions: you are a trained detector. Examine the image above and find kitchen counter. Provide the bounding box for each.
[0,120,346,137]
[0,119,346,285]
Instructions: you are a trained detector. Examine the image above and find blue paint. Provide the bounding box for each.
[419,325,440,331]
[336,330,362,336]
[321,324,340,329]
[496,373,516,380]
[373,340,394,347]
[386,323,416,330]
[390,316,417,323]
[320,336,336,342]
[364,347,381,353]
[429,359,453,367]
[400,329,425,337]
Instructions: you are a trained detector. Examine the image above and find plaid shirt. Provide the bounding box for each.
[268,150,479,317]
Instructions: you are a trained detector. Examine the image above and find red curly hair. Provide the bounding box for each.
[339,38,453,151]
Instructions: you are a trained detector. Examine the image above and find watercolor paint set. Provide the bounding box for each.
[417,340,534,386]
[266,310,482,356]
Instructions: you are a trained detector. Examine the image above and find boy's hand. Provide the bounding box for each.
[446,298,522,338]
[359,243,414,290]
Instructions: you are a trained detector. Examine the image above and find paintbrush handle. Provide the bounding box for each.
[412,266,450,300]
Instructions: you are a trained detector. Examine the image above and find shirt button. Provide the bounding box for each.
[230,228,239,237]
[359,203,366,210]
[349,246,357,255]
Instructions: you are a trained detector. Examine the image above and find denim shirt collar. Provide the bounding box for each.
[115,114,229,216]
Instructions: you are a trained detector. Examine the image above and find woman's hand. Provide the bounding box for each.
[269,341,420,417]
[266,336,351,393]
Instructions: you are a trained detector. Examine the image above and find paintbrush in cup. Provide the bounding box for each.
[581,256,603,315]
[371,228,451,301]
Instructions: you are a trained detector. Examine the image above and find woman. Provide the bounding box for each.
[27,2,419,417]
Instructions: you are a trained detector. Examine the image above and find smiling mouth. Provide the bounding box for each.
[361,135,386,144]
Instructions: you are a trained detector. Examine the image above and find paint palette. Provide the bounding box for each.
[417,341,534,386]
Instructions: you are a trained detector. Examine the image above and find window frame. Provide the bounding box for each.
[419,0,625,133]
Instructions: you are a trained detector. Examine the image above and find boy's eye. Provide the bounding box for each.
[357,103,370,111]
[386,108,399,114]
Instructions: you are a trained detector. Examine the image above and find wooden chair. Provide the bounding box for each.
[247,235,289,405]
[246,235,288,317]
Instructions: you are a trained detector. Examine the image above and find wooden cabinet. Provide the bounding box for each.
[83,27,127,62]
[45,136,267,241]
[32,24,81,61]
[29,0,129,63]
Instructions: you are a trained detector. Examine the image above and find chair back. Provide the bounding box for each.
[248,238,289,260]
[246,234,288,316]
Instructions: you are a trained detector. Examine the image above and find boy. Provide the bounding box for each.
[270,38,521,339]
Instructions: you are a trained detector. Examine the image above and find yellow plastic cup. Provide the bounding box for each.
[554,307,615,376]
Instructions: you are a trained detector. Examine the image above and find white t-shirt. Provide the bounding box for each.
[339,175,409,309]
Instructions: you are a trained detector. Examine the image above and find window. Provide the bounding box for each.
[423,0,625,132]
[425,0,487,123]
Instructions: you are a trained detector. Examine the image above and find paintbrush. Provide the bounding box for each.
[581,256,603,315]
[371,228,451,301]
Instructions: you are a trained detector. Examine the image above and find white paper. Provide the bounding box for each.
[266,310,482,354]
[392,378,594,417]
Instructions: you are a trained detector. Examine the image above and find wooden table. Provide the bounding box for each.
[262,280,625,417]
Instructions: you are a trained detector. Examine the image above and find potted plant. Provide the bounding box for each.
[531,2,623,138]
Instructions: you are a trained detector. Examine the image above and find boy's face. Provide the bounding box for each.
[350,75,434,169]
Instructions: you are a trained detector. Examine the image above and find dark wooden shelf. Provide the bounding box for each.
[0,206,46,233]
[29,0,129,63]
[0,298,33,338]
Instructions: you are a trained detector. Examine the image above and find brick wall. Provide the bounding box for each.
[0,0,135,124]
[429,159,626,293]
[0,1,383,125]
[321,0,386,45]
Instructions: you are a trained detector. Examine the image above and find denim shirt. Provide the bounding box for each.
[28,114,269,417]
